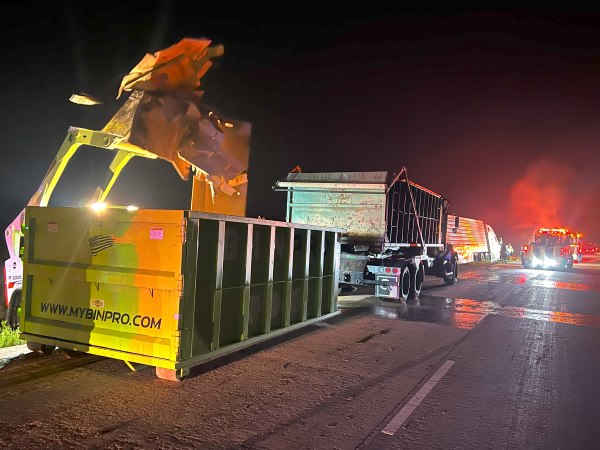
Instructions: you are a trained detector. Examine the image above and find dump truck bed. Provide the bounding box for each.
[275,170,447,252]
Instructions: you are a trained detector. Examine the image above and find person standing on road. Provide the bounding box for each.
[500,243,507,262]
[442,243,458,276]
[506,243,514,260]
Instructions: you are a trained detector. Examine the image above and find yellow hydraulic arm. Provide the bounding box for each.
[4,127,157,259]
[29,127,158,208]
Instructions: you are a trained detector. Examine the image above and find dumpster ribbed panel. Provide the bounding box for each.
[180,212,342,370]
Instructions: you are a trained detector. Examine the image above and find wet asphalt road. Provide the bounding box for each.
[1,257,599,449]
[342,256,600,449]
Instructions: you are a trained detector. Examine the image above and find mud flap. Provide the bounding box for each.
[375,274,399,299]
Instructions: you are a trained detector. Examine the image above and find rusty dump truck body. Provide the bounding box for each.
[274,168,453,301]
[19,206,341,380]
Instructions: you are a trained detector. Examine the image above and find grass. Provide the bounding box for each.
[0,321,25,348]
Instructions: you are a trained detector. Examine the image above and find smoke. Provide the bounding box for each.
[509,158,576,244]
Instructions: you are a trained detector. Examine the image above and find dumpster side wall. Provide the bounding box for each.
[179,214,341,367]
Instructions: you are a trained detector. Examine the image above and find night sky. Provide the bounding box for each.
[1,2,600,259]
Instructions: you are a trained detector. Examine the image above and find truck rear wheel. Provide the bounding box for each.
[399,266,411,302]
[409,264,424,299]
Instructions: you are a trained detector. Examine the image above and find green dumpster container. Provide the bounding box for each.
[19,206,342,380]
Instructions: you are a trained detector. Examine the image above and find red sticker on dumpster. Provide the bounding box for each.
[150,227,164,240]
[48,222,58,232]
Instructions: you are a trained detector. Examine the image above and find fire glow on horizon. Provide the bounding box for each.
[509,158,579,244]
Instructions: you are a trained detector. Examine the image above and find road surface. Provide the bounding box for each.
[1,257,599,449]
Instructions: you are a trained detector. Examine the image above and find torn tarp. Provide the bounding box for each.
[117,37,224,99]
[102,38,251,215]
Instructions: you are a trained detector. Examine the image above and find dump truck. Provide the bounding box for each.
[446,215,502,263]
[3,38,342,381]
[273,168,456,302]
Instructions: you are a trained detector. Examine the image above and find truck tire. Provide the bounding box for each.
[399,266,411,302]
[409,264,424,299]
[6,289,21,330]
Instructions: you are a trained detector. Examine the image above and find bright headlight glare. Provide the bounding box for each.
[126,205,139,212]
[90,202,107,212]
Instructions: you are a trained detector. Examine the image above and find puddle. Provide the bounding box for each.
[340,295,493,330]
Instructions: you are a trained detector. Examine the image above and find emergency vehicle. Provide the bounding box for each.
[521,228,575,271]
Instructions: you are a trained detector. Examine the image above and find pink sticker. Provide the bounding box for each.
[48,222,58,232]
[150,227,164,240]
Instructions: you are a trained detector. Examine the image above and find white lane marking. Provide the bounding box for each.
[381,359,455,436]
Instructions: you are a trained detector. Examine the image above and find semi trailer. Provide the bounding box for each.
[446,214,502,264]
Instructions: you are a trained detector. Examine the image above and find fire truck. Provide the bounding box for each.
[520,228,575,271]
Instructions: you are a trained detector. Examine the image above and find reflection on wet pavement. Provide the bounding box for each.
[495,306,600,327]
[458,270,600,292]
[341,296,493,330]
[339,295,600,330]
